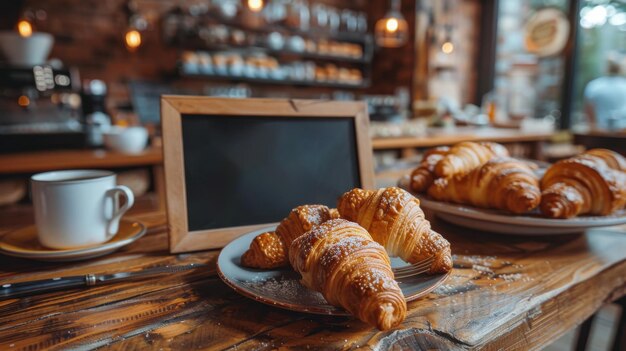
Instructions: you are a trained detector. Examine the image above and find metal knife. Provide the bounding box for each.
[0,263,208,300]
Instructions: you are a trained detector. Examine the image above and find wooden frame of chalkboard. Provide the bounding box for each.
[161,96,374,253]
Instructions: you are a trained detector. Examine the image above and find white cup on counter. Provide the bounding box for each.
[31,170,135,249]
[103,126,149,154]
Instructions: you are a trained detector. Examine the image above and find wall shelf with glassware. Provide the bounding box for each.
[178,49,367,89]
[164,22,374,65]
[162,5,372,45]
[172,41,372,64]
[162,3,373,91]
[179,68,369,89]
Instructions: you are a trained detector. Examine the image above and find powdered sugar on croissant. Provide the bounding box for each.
[289,219,406,330]
[337,187,452,274]
[241,205,339,269]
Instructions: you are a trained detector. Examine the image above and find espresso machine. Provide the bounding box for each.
[0,63,86,153]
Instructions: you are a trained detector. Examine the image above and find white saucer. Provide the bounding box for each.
[0,219,146,261]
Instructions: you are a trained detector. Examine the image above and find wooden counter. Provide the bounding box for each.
[574,130,626,155]
[1,211,625,350]
[0,148,163,175]
[372,127,554,159]
[372,127,554,149]
[0,128,550,175]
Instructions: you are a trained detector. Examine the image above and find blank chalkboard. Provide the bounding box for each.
[161,97,374,253]
[182,115,360,231]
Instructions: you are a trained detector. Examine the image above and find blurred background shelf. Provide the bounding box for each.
[179,71,369,89]
[175,44,372,64]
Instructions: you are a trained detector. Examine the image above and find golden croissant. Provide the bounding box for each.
[434,141,499,178]
[540,156,626,218]
[428,157,541,214]
[289,219,407,330]
[479,142,510,158]
[337,187,452,274]
[241,205,339,269]
[583,148,626,172]
[410,146,450,193]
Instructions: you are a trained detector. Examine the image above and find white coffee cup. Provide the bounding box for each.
[31,170,135,249]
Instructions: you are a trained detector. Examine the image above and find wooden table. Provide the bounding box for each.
[372,127,554,159]
[1,211,625,350]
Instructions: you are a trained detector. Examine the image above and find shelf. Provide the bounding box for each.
[180,71,369,89]
[180,43,371,64]
[0,148,163,175]
[281,50,369,64]
[164,12,373,44]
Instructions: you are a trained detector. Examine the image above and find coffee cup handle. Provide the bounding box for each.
[105,186,135,239]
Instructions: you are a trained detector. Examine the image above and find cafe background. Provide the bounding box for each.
[0,1,625,349]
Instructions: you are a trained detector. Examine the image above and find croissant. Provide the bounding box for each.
[424,145,451,159]
[479,142,510,158]
[410,146,450,193]
[540,156,626,218]
[337,187,452,274]
[289,219,406,330]
[241,205,339,269]
[583,149,626,172]
[434,141,497,178]
[481,141,542,170]
[428,157,541,214]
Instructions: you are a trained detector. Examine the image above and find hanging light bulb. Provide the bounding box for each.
[18,95,30,107]
[124,1,145,52]
[125,29,142,51]
[386,18,399,32]
[375,0,408,48]
[17,19,33,37]
[247,0,264,12]
[440,26,454,54]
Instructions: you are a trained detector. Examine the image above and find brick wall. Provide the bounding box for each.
[20,0,182,111]
[367,0,416,96]
[7,0,480,112]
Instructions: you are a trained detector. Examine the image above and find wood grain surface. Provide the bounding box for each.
[372,127,553,150]
[1,211,625,350]
[0,148,163,175]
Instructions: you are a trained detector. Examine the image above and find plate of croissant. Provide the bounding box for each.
[217,187,453,331]
[400,142,626,235]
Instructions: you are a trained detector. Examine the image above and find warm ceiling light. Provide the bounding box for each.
[375,0,408,48]
[125,29,142,50]
[247,0,264,12]
[17,20,33,37]
[18,95,30,107]
[386,18,399,33]
[442,41,454,54]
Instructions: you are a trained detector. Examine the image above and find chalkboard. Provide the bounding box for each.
[182,115,360,231]
[161,96,374,253]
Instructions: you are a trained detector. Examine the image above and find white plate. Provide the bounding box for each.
[0,220,147,261]
[217,227,450,316]
[398,175,626,235]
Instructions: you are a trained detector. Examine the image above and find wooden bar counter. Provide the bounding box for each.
[0,148,163,175]
[372,127,554,150]
[372,127,554,159]
[1,211,625,350]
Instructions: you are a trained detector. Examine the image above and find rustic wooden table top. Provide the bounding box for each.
[1,211,626,350]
